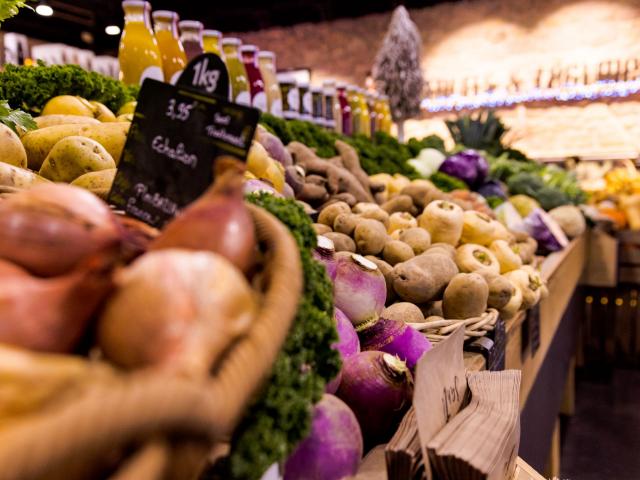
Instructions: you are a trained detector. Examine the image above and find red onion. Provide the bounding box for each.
[333,253,386,329]
[359,317,432,371]
[151,158,256,273]
[326,308,361,394]
[313,236,338,281]
[284,394,362,480]
[337,351,413,447]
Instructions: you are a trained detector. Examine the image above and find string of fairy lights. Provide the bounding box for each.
[421,78,640,113]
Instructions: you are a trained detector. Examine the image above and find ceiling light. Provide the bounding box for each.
[105,25,121,36]
[35,3,54,17]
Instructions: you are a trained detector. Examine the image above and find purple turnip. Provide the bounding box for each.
[313,236,338,281]
[337,351,413,447]
[284,394,363,480]
[359,317,432,370]
[326,308,361,394]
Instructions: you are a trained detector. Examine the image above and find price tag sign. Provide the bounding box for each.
[108,78,258,228]
[177,53,229,98]
[527,304,541,356]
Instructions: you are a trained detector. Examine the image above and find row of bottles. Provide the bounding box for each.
[117,0,391,136]
[117,0,282,113]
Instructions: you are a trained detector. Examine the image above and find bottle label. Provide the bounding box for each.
[235,91,251,106]
[169,70,183,85]
[287,88,300,112]
[270,98,283,117]
[252,91,268,112]
[302,91,312,116]
[140,66,164,85]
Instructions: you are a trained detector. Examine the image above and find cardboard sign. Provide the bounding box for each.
[413,326,467,480]
[177,53,230,98]
[108,78,258,228]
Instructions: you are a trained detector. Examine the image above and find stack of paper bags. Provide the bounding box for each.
[385,407,423,480]
[427,370,521,480]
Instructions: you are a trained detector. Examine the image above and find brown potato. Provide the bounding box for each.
[383,240,415,265]
[354,219,387,255]
[333,213,360,236]
[442,273,489,319]
[400,228,431,255]
[318,201,351,226]
[324,232,356,252]
[391,252,458,303]
[382,302,424,323]
[313,223,333,235]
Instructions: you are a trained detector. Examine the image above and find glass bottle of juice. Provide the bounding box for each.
[348,85,361,135]
[152,10,186,85]
[298,82,312,121]
[279,75,299,120]
[257,51,282,117]
[203,29,223,58]
[311,86,324,126]
[358,88,371,137]
[381,94,393,134]
[222,38,251,106]
[367,92,377,136]
[240,45,267,112]
[336,83,351,136]
[178,20,204,62]
[322,81,338,131]
[118,0,164,85]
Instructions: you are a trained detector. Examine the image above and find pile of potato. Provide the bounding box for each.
[0,95,134,198]
[313,177,546,325]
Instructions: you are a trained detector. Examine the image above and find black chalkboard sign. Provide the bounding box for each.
[108,78,259,228]
[177,53,229,98]
[527,304,541,356]
[487,317,506,371]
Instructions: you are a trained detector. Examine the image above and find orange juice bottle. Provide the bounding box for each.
[380,94,393,134]
[203,30,223,58]
[357,88,371,137]
[258,51,283,117]
[118,0,164,85]
[152,10,186,84]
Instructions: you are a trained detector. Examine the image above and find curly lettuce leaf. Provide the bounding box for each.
[0,100,36,134]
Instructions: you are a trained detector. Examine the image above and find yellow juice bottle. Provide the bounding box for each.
[118,0,164,85]
[152,10,186,84]
[203,30,224,59]
[382,95,393,134]
[357,88,371,137]
[222,37,251,106]
[348,85,361,135]
[258,51,283,117]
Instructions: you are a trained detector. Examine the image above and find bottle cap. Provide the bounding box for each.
[178,20,204,31]
[152,10,178,20]
[239,44,258,53]
[221,37,242,46]
[257,51,275,59]
[203,29,222,38]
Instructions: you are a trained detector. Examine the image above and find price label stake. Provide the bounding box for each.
[108,78,259,228]
[177,53,229,98]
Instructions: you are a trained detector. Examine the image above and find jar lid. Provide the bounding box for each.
[322,80,336,86]
[222,37,242,46]
[257,51,275,59]
[152,10,178,20]
[203,29,222,38]
[122,0,147,8]
[310,86,322,93]
[178,20,204,30]
[298,82,309,88]
[239,44,258,53]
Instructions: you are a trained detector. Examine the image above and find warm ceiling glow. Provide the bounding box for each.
[105,25,121,36]
[35,4,53,16]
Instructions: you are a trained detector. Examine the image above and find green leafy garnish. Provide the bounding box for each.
[0,100,36,134]
[0,0,32,23]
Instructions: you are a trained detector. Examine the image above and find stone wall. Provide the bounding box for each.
[235,0,640,159]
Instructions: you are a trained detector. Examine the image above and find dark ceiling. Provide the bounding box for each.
[3,0,458,55]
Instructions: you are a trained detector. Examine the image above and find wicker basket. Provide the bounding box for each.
[409,309,500,344]
[0,203,302,480]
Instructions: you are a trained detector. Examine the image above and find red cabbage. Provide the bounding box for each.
[477,179,507,199]
[284,394,363,480]
[524,208,569,253]
[359,317,432,370]
[439,149,488,187]
[337,351,413,447]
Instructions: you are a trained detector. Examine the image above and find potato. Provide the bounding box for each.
[359,207,390,228]
[484,273,515,310]
[318,201,351,226]
[313,223,333,235]
[333,213,360,236]
[352,202,380,214]
[419,300,443,318]
[383,302,424,323]
[426,242,456,260]
[388,211,417,233]
[41,95,94,117]
[0,124,27,168]
[400,228,431,255]
[0,161,50,189]
[354,218,387,255]
[39,136,116,182]
[442,273,488,319]
[365,255,396,303]
[383,240,415,265]
[90,101,117,122]
[71,168,116,200]
[35,115,101,129]
[22,122,130,170]
[324,232,356,252]
[391,252,458,303]
[381,194,417,215]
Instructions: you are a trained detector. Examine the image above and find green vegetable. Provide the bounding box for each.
[445,110,508,156]
[230,193,340,480]
[486,196,505,209]
[506,172,546,198]
[429,171,468,192]
[0,63,138,114]
[407,135,446,157]
[0,100,36,134]
[0,0,31,23]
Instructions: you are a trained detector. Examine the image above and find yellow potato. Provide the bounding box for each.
[35,115,101,129]
[39,136,116,183]
[22,122,130,170]
[41,95,94,117]
[116,113,133,122]
[90,101,117,122]
[117,101,137,116]
[71,168,116,200]
[0,162,50,189]
[0,124,27,168]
